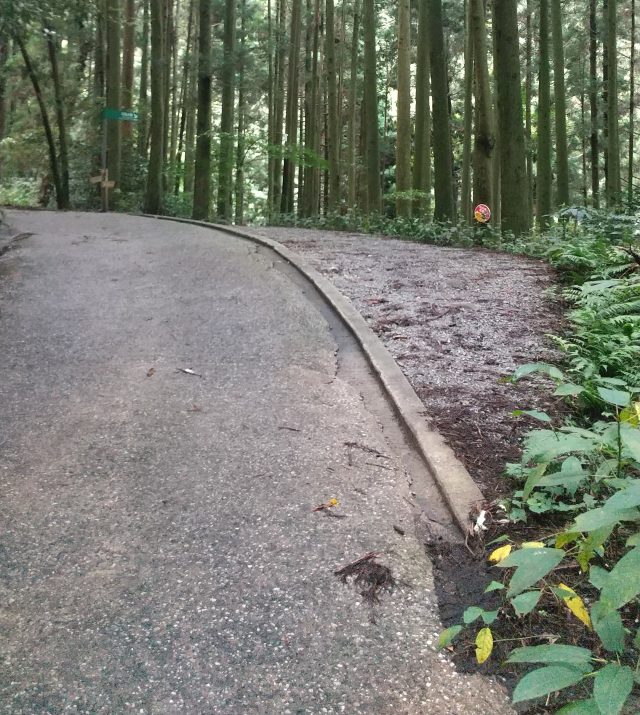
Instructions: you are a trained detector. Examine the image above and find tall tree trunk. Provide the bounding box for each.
[271,0,287,217]
[217,0,236,221]
[346,0,360,212]
[551,0,569,206]
[122,0,136,111]
[325,0,341,213]
[45,29,71,209]
[192,0,212,219]
[0,34,8,142]
[138,0,150,159]
[460,0,473,224]
[629,0,636,207]
[174,0,195,193]
[395,0,411,217]
[494,0,531,236]
[105,0,122,187]
[303,0,321,217]
[536,0,552,229]
[94,0,106,101]
[162,0,172,173]
[362,0,381,213]
[428,0,455,221]
[525,0,534,217]
[267,0,275,216]
[15,35,64,209]
[280,0,302,214]
[606,0,620,206]
[581,58,589,204]
[603,0,609,193]
[184,4,199,194]
[169,0,181,180]
[235,0,247,223]
[470,0,494,212]
[413,0,432,216]
[589,0,599,207]
[144,0,165,213]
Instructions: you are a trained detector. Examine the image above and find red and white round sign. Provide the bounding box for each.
[474,204,491,224]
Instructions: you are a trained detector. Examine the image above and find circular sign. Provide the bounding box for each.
[474,203,491,224]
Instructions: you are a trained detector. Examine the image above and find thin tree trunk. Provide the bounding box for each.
[94,0,106,101]
[144,0,165,213]
[217,0,236,221]
[606,0,620,206]
[0,34,7,141]
[192,0,212,219]
[169,0,181,178]
[471,0,494,212]
[325,0,341,212]
[460,0,474,224]
[15,35,64,209]
[281,0,302,214]
[589,0,599,206]
[537,0,552,229]
[413,0,432,216]
[494,0,531,236]
[525,0,534,217]
[45,29,71,209]
[629,0,636,207]
[174,0,195,193]
[302,0,321,217]
[428,0,455,221]
[184,4,198,194]
[362,0,381,213]
[346,0,360,213]
[235,0,247,223]
[138,0,150,159]
[271,0,287,217]
[551,0,569,206]
[395,0,411,217]
[267,0,274,217]
[122,0,136,111]
[105,0,122,187]
[581,58,589,204]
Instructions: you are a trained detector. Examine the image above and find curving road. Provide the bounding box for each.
[0,211,512,714]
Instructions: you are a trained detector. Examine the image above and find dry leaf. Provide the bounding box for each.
[558,582,592,628]
[488,544,512,563]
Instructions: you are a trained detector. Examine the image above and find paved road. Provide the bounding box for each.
[0,212,511,714]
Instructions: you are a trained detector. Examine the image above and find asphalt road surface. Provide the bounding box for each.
[0,211,512,714]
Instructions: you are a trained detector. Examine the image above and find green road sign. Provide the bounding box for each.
[102,107,139,122]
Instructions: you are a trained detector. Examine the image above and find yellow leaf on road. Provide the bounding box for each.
[488,544,512,563]
[558,582,592,629]
[475,627,494,664]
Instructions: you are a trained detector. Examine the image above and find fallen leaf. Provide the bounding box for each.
[313,498,339,512]
[146,367,155,378]
[488,544,512,564]
[558,582,592,628]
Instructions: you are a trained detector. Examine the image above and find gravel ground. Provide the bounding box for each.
[240,227,563,500]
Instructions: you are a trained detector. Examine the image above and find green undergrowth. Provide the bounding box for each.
[279,207,640,712]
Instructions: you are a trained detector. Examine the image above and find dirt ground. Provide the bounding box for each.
[244,227,564,504]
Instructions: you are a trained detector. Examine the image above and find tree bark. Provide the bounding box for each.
[302,0,321,217]
[184,3,198,194]
[470,0,494,212]
[217,0,236,221]
[395,0,411,217]
[428,0,455,221]
[629,0,636,207]
[105,0,122,187]
[589,0,599,207]
[525,0,534,216]
[271,0,287,216]
[551,0,569,206]
[138,0,150,159]
[144,0,165,214]
[413,0,432,216]
[606,0,620,206]
[235,0,247,223]
[346,0,360,212]
[325,0,341,213]
[536,0,552,229]
[362,0,381,213]
[494,0,531,236]
[0,33,9,142]
[45,29,71,209]
[460,0,473,224]
[192,0,212,219]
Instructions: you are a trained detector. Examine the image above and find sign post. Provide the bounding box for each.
[94,108,140,212]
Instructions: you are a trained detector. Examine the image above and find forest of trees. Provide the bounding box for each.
[0,0,637,236]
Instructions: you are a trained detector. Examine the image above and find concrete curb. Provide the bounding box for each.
[146,214,485,535]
